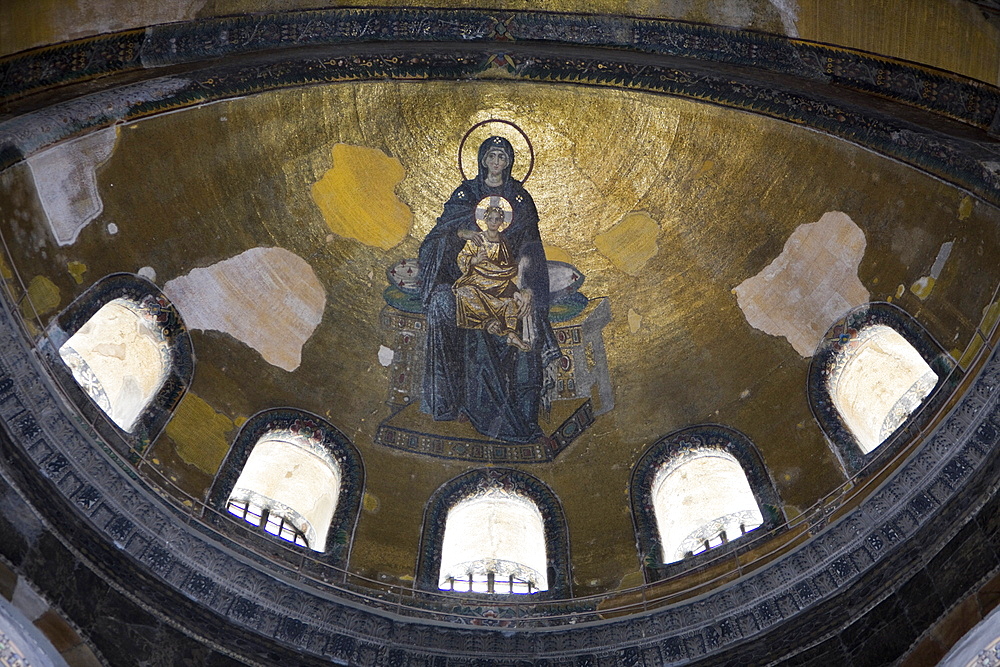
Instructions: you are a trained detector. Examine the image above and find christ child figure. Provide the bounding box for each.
[453,197,531,351]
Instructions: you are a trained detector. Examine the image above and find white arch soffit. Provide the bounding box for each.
[829,324,938,454]
[652,450,764,564]
[438,489,548,592]
[58,298,169,432]
[937,601,1000,667]
[228,433,342,552]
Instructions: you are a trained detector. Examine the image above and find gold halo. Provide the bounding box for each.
[475,196,513,232]
[458,119,534,183]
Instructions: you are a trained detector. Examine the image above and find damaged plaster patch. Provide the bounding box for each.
[734,211,869,357]
[27,127,117,246]
[378,345,394,367]
[544,245,574,264]
[628,308,643,333]
[910,240,953,300]
[21,275,60,320]
[768,0,799,37]
[163,248,326,371]
[958,195,974,220]
[67,261,87,284]
[0,77,190,159]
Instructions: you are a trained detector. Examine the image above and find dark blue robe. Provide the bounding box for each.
[418,138,559,444]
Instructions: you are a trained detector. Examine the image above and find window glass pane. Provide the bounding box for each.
[652,450,763,563]
[227,432,341,551]
[438,489,547,593]
[829,325,938,453]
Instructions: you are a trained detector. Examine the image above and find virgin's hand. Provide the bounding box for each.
[517,289,533,317]
[458,229,482,243]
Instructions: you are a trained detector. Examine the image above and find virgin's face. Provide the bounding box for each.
[484,148,510,180]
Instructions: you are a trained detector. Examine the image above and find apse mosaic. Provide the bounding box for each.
[375,121,611,463]
[1,77,996,592]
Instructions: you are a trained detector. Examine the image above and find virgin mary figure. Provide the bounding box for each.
[418,135,560,444]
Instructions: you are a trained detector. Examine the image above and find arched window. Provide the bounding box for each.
[209,410,363,565]
[438,488,547,594]
[417,469,571,598]
[58,297,169,433]
[631,426,784,582]
[651,449,763,563]
[43,274,192,455]
[226,430,342,552]
[809,304,953,474]
[828,325,938,454]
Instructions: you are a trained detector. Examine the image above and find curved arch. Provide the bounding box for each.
[809,302,956,475]
[41,273,193,458]
[208,409,364,566]
[0,8,998,663]
[630,425,785,582]
[416,468,571,598]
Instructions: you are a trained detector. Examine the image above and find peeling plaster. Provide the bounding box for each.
[768,0,799,37]
[734,211,869,357]
[911,240,953,300]
[163,248,326,372]
[628,308,643,333]
[0,78,190,160]
[26,127,117,246]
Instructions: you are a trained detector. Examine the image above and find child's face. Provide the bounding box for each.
[484,210,503,230]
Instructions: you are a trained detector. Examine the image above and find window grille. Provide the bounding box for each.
[226,499,309,548]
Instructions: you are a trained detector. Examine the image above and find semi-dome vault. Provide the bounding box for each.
[2,1,1000,665]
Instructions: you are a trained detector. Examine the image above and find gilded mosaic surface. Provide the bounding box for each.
[1,80,997,593]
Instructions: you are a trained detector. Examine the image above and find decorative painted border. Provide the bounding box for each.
[808,302,958,475]
[629,425,785,583]
[415,468,572,600]
[2,9,997,133]
[37,273,193,462]
[207,409,365,569]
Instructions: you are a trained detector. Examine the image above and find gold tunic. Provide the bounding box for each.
[453,237,521,334]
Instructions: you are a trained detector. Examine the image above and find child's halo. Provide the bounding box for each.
[474,196,513,232]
